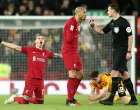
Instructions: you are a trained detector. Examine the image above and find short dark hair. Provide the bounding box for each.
[89,71,99,78]
[35,33,43,39]
[108,3,120,13]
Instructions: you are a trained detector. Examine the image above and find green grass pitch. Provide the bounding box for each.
[0,95,140,110]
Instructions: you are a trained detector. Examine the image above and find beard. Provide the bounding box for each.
[82,16,86,21]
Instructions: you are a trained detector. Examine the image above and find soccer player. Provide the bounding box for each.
[61,6,86,106]
[88,71,130,104]
[0,34,61,104]
[89,3,138,105]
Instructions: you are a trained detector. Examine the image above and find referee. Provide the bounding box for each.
[89,3,138,105]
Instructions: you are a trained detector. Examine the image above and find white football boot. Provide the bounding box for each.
[4,95,16,104]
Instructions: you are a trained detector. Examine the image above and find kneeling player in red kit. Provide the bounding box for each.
[0,34,61,104]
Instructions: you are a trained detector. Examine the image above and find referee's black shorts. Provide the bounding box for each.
[113,47,128,74]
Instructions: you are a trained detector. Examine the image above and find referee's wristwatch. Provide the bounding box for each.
[127,51,131,53]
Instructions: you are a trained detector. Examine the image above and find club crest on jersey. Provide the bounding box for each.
[114,27,119,33]
[70,25,74,31]
[33,56,36,61]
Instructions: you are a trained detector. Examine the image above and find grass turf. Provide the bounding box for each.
[0,95,140,110]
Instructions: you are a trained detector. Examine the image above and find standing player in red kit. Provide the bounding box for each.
[61,7,87,106]
[0,34,61,104]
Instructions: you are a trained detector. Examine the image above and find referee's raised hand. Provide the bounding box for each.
[89,17,95,27]
[0,38,2,43]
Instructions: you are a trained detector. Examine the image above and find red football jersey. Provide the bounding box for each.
[21,46,54,80]
[61,16,80,54]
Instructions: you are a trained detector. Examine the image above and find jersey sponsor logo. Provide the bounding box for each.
[126,27,131,33]
[32,56,45,62]
[36,57,45,62]
[70,25,74,31]
[114,27,119,33]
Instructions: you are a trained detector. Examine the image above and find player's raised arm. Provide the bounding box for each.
[126,22,133,61]
[0,38,21,52]
[128,35,133,53]
[89,17,105,35]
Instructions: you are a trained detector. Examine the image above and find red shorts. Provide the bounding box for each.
[62,52,83,71]
[23,78,44,99]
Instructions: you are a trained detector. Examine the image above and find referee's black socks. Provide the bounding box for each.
[108,77,119,101]
[124,78,137,101]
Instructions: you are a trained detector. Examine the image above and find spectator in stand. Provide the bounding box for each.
[18,5,27,15]
[34,6,42,15]
[60,0,72,15]
[27,0,35,15]
[43,9,51,16]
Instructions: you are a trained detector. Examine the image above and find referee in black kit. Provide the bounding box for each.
[89,3,138,105]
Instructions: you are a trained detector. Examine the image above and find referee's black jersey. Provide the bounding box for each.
[102,16,132,49]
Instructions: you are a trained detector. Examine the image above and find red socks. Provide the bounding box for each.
[14,97,44,104]
[74,78,81,95]
[67,77,81,100]
[36,99,44,104]
[67,77,75,100]
[14,97,29,104]
[29,97,44,104]
[29,97,36,104]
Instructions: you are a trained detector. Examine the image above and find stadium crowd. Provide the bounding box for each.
[0,0,139,16]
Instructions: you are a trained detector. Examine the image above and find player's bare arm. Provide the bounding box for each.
[89,17,105,35]
[89,88,95,96]
[126,35,133,60]
[54,53,62,58]
[88,88,95,104]
[0,38,21,52]
[97,88,108,99]
[89,88,108,102]
[128,36,133,52]
[93,88,108,101]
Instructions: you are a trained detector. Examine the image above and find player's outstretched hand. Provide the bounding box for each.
[89,17,95,27]
[0,38,2,43]
[59,54,62,58]
[54,53,62,58]
[88,95,94,104]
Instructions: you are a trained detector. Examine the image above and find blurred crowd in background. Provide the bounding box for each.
[0,0,139,16]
